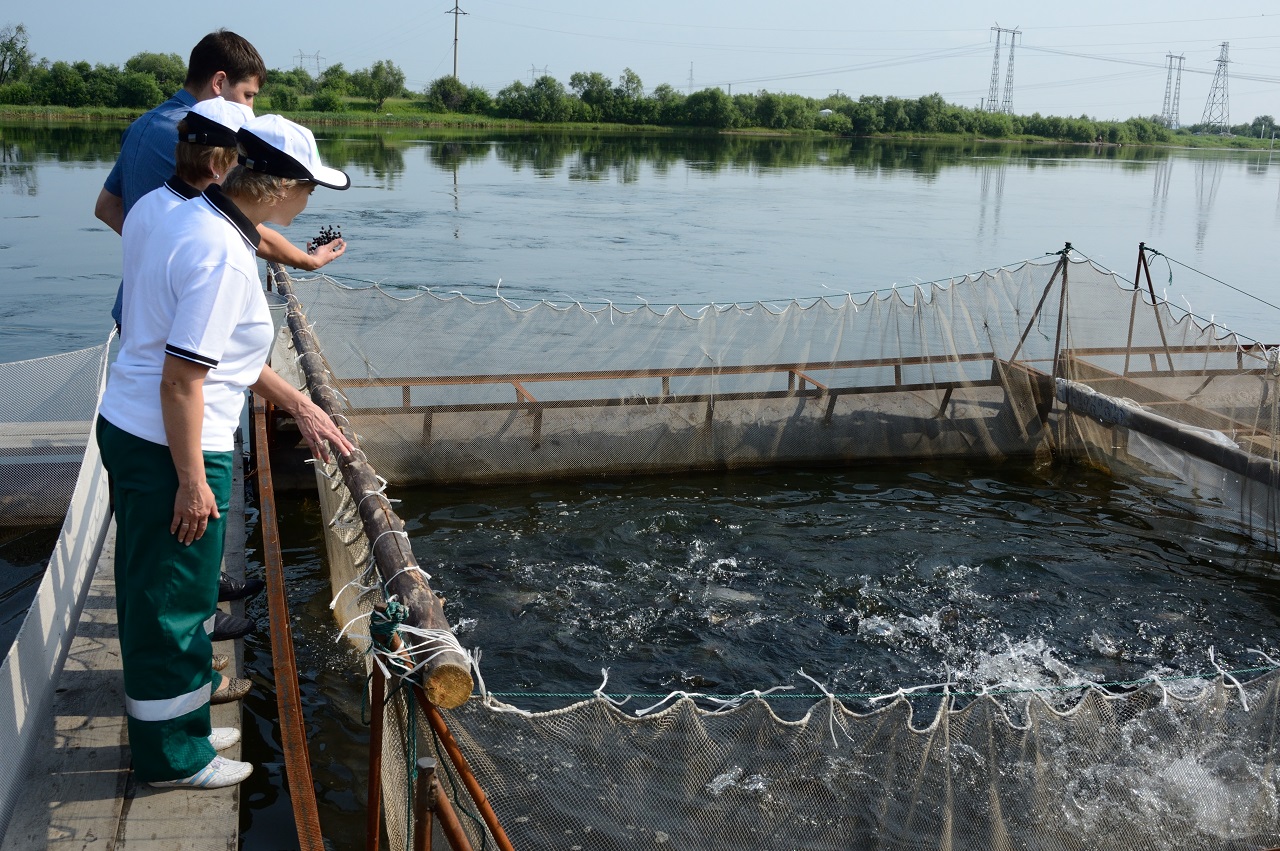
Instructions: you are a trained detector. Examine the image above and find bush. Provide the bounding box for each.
[817,111,853,136]
[308,90,345,112]
[267,86,300,111]
[0,81,33,105]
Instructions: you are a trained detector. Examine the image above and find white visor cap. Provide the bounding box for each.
[237,114,351,190]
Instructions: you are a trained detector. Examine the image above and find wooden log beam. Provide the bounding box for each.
[269,266,473,709]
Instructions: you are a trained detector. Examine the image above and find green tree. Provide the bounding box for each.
[37,61,88,107]
[527,75,572,122]
[81,62,122,107]
[425,75,467,112]
[683,88,739,128]
[569,70,613,120]
[117,70,163,108]
[318,63,351,94]
[364,60,405,111]
[0,23,32,86]
[124,52,185,94]
[462,84,493,115]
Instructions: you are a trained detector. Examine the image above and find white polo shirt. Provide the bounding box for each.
[120,176,201,301]
[101,185,270,452]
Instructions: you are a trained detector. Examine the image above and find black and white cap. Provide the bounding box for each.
[183,98,255,148]
[236,114,350,190]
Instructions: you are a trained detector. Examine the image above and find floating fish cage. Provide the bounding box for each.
[267,244,1280,850]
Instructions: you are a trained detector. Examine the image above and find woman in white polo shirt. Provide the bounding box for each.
[97,114,354,790]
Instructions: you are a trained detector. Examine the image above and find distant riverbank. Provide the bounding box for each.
[3,103,1275,151]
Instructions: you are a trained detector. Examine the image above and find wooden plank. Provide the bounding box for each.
[2,448,248,851]
[333,350,998,389]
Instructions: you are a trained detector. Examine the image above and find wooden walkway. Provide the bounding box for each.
[1,450,249,851]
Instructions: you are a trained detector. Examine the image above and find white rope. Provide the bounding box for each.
[384,564,433,584]
[1246,647,1280,667]
[1209,646,1250,712]
[358,476,401,511]
[1149,673,1171,706]
[797,669,848,746]
[593,668,630,708]
[374,624,468,680]
[305,458,341,482]
[336,610,372,643]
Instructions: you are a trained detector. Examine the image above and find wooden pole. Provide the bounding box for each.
[415,688,517,851]
[269,265,473,709]
[366,661,386,851]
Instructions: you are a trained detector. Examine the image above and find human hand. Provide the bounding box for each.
[294,397,355,462]
[171,478,221,545]
[305,237,346,269]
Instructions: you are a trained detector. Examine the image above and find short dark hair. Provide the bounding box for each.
[185,30,267,88]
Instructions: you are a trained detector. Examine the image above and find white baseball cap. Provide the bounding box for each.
[236,114,350,190]
[183,98,255,147]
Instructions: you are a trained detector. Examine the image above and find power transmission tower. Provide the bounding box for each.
[1200,42,1230,132]
[447,2,468,80]
[1000,30,1019,114]
[688,62,694,95]
[295,50,324,76]
[1160,53,1184,129]
[985,26,1019,114]
[528,65,548,84]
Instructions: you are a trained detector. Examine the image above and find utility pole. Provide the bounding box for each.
[1200,42,1230,132]
[985,26,1019,114]
[447,2,467,80]
[1160,53,1184,129]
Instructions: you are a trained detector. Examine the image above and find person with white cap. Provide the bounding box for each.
[119,95,264,674]
[97,114,355,790]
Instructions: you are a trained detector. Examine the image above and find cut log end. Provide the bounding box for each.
[423,662,474,710]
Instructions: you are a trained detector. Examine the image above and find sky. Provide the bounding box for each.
[10,1,1280,123]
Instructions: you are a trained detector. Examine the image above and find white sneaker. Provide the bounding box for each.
[208,728,241,751]
[149,756,253,789]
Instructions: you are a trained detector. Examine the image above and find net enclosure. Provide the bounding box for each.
[268,246,1280,850]
[0,341,112,526]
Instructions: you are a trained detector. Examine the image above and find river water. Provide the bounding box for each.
[3,123,1280,847]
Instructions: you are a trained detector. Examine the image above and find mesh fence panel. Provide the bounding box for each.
[274,253,1280,850]
[0,341,112,525]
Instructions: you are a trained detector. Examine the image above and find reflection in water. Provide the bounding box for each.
[1150,157,1173,233]
[0,141,37,196]
[1193,157,1224,251]
[976,159,1006,244]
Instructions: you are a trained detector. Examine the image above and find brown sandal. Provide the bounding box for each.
[210,677,251,705]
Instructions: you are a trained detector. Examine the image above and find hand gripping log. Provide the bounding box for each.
[269,265,473,708]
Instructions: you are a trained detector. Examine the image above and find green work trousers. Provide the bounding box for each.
[97,416,230,782]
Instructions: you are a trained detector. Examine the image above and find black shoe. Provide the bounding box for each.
[218,572,265,603]
[211,611,255,642]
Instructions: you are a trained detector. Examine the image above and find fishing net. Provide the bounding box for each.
[271,250,1280,849]
[0,341,113,526]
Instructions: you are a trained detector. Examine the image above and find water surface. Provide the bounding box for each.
[4,124,1280,847]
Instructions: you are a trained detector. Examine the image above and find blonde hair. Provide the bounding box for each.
[219,165,307,205]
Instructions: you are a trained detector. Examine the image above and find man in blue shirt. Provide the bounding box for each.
[95,30,347,327]
[95,30,265,238]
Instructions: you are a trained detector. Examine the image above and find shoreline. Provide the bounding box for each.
[2,105,1275,151]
